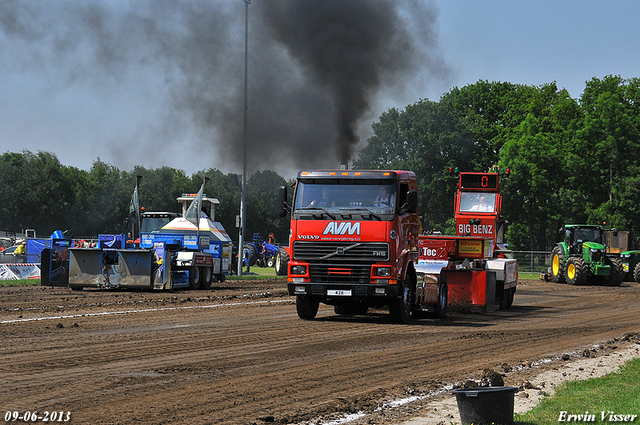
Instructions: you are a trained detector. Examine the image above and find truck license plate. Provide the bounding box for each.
[327,289,352,296]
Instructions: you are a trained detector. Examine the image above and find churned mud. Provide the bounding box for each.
[1,278,639,424]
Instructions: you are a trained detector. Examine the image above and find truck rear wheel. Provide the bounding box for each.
[199,267,212,290]
[565,257,588,285]
[506,287,515,308]
[296,295,319,320]
[189,267,201,290]
[434,277,448,319]
[551,246,565,283]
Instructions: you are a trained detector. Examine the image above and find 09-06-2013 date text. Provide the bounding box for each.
[4,411,70,422]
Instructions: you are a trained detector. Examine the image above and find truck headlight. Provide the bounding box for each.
[291,265,307,275]
[375,267,391,277]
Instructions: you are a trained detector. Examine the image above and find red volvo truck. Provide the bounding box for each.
[278,170,447,323]
[418,169,518,312]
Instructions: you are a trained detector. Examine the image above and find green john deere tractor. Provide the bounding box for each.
[609,231,640,283]
[550,224,624,286]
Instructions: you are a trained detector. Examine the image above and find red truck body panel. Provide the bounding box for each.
[418,171,517,312]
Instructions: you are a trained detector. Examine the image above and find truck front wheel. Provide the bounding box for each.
[390,276,414,324]
[296,295,319,320]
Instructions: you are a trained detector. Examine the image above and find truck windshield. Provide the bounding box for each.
[458,192,496,213]
[293,180,397,215]
[141,216,176,233]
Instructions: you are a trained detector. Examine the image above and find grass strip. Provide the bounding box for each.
[515,357,640,424]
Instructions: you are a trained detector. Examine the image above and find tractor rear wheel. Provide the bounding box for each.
[550,246,565,283]
[275,247,289,276]
[634,262,640,283]
[244,244,258,266]
[603,257,624,286]
[565,257,589,285]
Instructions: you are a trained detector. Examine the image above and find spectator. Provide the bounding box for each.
[15,242,26,255]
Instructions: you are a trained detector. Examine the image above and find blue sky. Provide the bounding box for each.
[431,1,640,99]
[1,1,639,178]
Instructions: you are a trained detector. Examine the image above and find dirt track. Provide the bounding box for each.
[1,278,640,425]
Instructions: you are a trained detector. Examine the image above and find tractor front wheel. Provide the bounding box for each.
[565,257,589,285]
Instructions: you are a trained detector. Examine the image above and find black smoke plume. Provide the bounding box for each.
[0,0,448,174]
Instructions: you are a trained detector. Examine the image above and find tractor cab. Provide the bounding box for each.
[563,225,604,255]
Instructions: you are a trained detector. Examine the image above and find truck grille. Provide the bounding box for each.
[293,241,389,262]
[309,263,372,284]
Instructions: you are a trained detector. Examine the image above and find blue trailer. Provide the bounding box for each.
[67,194,232,290]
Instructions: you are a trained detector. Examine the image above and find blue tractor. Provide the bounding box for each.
[244,233,279,268]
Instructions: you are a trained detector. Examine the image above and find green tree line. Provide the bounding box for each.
[3,75,639,251]
[0,153,292,245]
[354,75,640,250]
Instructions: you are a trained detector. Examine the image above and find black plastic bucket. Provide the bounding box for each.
[452,386,518,425]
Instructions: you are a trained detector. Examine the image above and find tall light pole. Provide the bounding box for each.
[237,0,250,276]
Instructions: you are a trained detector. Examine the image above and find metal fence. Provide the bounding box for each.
[510,251,551,273]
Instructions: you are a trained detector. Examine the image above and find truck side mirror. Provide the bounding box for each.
[407,190,418,214]
[278,186,289,217]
